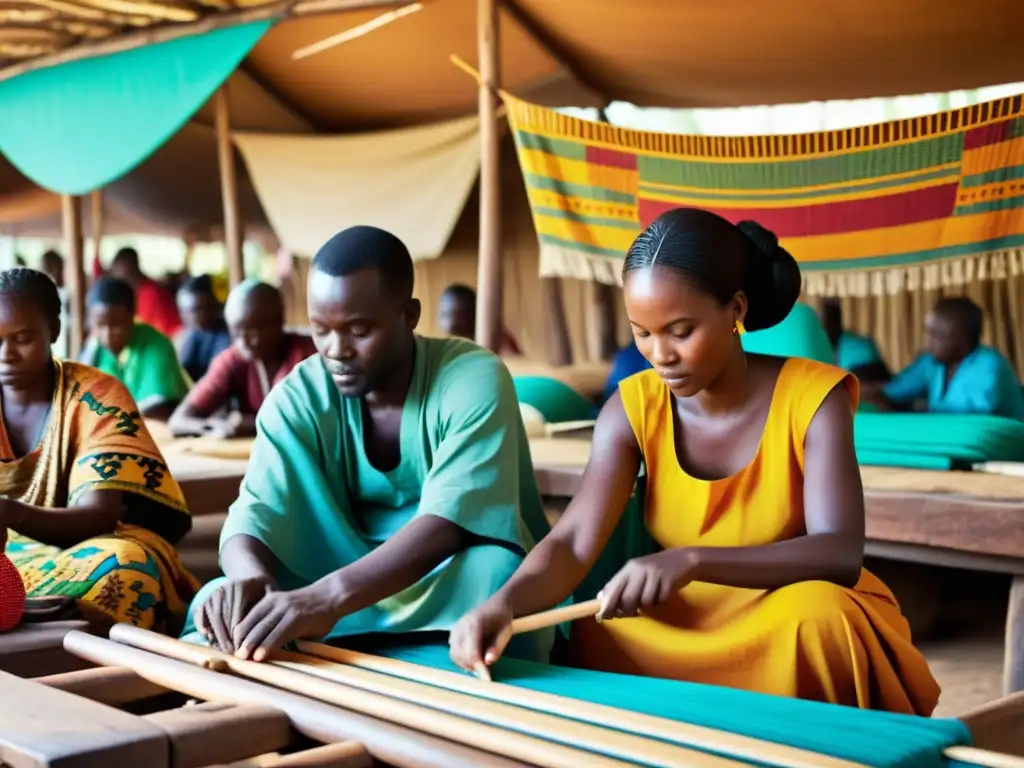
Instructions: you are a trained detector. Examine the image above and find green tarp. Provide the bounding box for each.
[0,21,271,195]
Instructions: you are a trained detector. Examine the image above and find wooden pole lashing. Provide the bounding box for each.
[214,85,245,288]
[61,193,85,358]
[474,0,502,352]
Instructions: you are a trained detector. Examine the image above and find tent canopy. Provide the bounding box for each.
[3,0,1024,238]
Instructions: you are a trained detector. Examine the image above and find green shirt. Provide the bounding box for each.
[81,322,191,411]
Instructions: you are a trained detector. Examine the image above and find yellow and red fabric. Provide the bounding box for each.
[504,94,1024,292]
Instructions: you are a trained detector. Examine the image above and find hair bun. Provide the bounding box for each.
[735,220,802,331]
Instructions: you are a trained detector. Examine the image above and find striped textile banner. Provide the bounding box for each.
[503,93,1024,296]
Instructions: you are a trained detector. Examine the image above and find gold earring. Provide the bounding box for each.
[734,321,746,335]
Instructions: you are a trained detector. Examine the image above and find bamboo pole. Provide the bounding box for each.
[509,598,601,635]
[214,85,244,287]
[64,631,524,768]
[296,642,870,768]
[60,194,85,357]
[474,0,502,352]
[272,649,742,768]
[105,625,635,768]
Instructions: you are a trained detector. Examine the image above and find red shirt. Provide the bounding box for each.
[136,279,182,338]
[185,333,317,417]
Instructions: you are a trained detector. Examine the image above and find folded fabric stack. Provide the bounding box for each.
[854,412,1024,470]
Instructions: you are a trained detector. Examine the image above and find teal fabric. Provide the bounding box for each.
[513,376,597,423]
[186,336,552,650]
[837,331,885,371]
[853,412,1024,468]
[0,22,270,194]
[741,302,835,364]
[883,347,1024,421]
[332,639,972,768]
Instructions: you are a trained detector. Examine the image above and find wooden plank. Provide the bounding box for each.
[0,670,169,768]
[961,691,1024,757]
[144,702,293,768]
[64,632,527,768]
[36,667,167,707]
[1006,576,1024,695]
[0,621,91,677]
[211,741,372,768]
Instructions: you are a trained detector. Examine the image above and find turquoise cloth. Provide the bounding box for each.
[513,376,597,423]
[0,22,270,194]
[837,331,885,371]
[883,346,1024,421]
[81,323,190,410]
[182,336,552,654]
[853,412,1024,468]
[327,639,972,768]
[741,302,835,364]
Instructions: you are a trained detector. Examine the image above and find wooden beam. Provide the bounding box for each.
[590,281,618,361]
[1006,576,1024,695]
[541,277,572,366]
[498,0,606,104]
[60,194,85,357]
[0,0,407,83]
[474,0,502,352]
[214,85,244,287]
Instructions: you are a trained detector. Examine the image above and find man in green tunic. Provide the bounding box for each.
[182,226,551,663]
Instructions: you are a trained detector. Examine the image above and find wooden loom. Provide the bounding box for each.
[0,623,1018,768]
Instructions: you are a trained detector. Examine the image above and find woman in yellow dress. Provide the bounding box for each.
[0,268,199,632]
[449,208,940,715]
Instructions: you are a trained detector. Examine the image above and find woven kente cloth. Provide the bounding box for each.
[503,93,1024,296]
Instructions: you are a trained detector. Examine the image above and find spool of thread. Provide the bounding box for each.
[0,553,26,633]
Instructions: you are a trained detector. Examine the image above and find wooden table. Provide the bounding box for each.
[164,449,249,518]
[528,437,1024,696]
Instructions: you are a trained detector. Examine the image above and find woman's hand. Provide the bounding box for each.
[195,576,276,654]
[599,548,699,620]
[448,598,514,674]
[231,584,340,662]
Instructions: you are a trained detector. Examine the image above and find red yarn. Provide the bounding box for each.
[0,554,26,633]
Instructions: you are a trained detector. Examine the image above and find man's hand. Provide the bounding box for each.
[195,576,276,653]
[448,597,514,674]
[231,584,340,662]
[205,412,245,440]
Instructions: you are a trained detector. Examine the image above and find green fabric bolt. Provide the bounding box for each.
[513,375,598,424]
[0,21,272,194]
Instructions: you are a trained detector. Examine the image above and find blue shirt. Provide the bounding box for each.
[178,325,232,382]
[883,346,1024,421]
[603,342,652,402]
[835,331,884,372]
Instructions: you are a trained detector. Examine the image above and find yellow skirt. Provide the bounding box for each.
[6,522,199,632]
[570,569,941,715]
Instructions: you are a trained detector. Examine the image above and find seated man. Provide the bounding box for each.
[80,277,191,421]
[878,297,1024,420]
[437,283,522,356]
[820,299,890,385]
[168,280,315,439]
[108,246,182,338]
[0,268,198,632]
[181,226,551,662]
[176,274,231,382]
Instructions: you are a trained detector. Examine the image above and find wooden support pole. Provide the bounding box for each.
[1005,575,1024,694]
[89,188,104,274]
[541,277,572,366]
[474,0,502,352]
[61,194,85,358]
[591,281,618,361]
[214,86,244,287]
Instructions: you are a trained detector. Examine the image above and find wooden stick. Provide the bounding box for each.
[61,193,85,358]
[296,641,869,768]
[106,625,637,768]
[510,598,601,635]
[66,631,523,768]
[214,84,244,288]
[212,741,372,767]
[273,649,743,768]
[943,746,1024,768]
